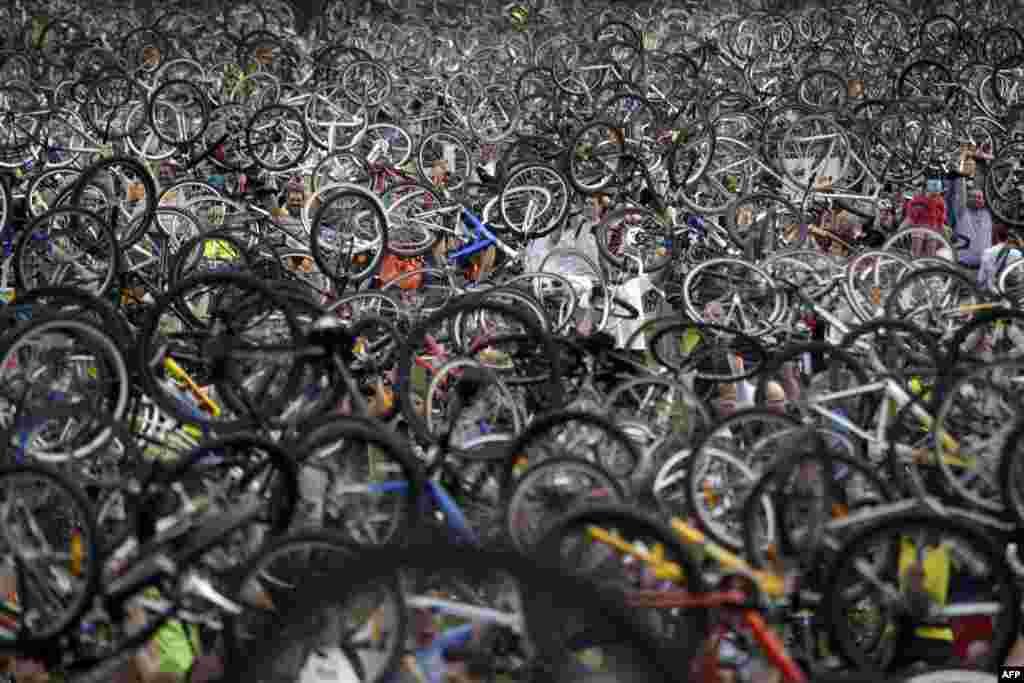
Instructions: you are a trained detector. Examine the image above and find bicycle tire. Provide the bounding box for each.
[533,501,709,667]
[294,415,426,546]
[823,513,1019,673]
[245,103,311,172]
[147,78,210,148]
[221,529,396,683]
[451,285,551,348]
[69,156,158,248]
[14,207,120,297]
[647,322,769,382]
[741,437,896,571]
[0,316,130,461]
[944,308,1024,369]
[504,455,626,554]
[309,185,389,285]
[499,162,569,237]
[593,206,674,273]
[138,433,299,545]
[381,181,444,258]
[397,296,563,446]
[220,538,681,683]
[135,272,303,431]
[3,284,132,350]
[682,257,787,336]
[0,461,100,654]
[499,409,644,485]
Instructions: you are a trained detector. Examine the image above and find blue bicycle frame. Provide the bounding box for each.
[447,208,500,264]
[361,477,481,546]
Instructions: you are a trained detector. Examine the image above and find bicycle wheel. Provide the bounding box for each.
[500,410,643,484]
[500,163,569,237]
[504,456,625,554]
[69,156,157,251]
[603,376,713,460]
[147,78,209,148]
[14,207,119,296]
[340,59,392,108]
[682,257,787,336]
[944,308,1024,370]
[397,297,562,445]
[0,462,99,652]
[0,285,132,354]
[169,231,253,286]
[135,272,304,431]
[223,539,679,683]
[883,228,957,263]
[0,317,130,462]
[533,502,709,665]
[566,119,626,194]
[932,359,1024,515]
[223,530,404,683]
[246,104,310,172]
[726,193,805,260]
[353,123,413,171]
[310,185,388,285]
[0,174,7,234]
[741,441,894,572]
[415,129,473,192]
[138,434,299,558]
[503,272,579,335]
[593,206,674,273]
[884,266,984,350]
[824,513,1019,673]
[381,182,443,258]
[295,415,425,545]
[753,342,874,442]
[685,409,812,551]
[844,249,914,323]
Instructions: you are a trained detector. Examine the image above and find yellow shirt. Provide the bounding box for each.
[898,538,953,641]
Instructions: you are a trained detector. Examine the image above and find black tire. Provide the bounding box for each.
[220,538,681,683]
[998,417,1024,530]
[533,501,709,668]
[593,206,674,273]
[310,188,388,286]
[753,342,874,442]
[147,78,209,148]
[396,296,562,445]
[292,415,426,546]
[3,285,133,358]
[135,272,303,431]
[245,104,311,172]
[221,530,393,683]
[725,193,804,261]
[14,207,120,296]
[824,513,1020,673]
[647,322,770,381]
[499,410,644,486]
[565,119,625,195]
[944,308,1024,369]
[0,462,99,654]
[741,442,896,571]
[69,156,158,248]
[503,455,627,553]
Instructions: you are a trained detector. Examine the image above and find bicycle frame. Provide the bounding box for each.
[336,476,481,546]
